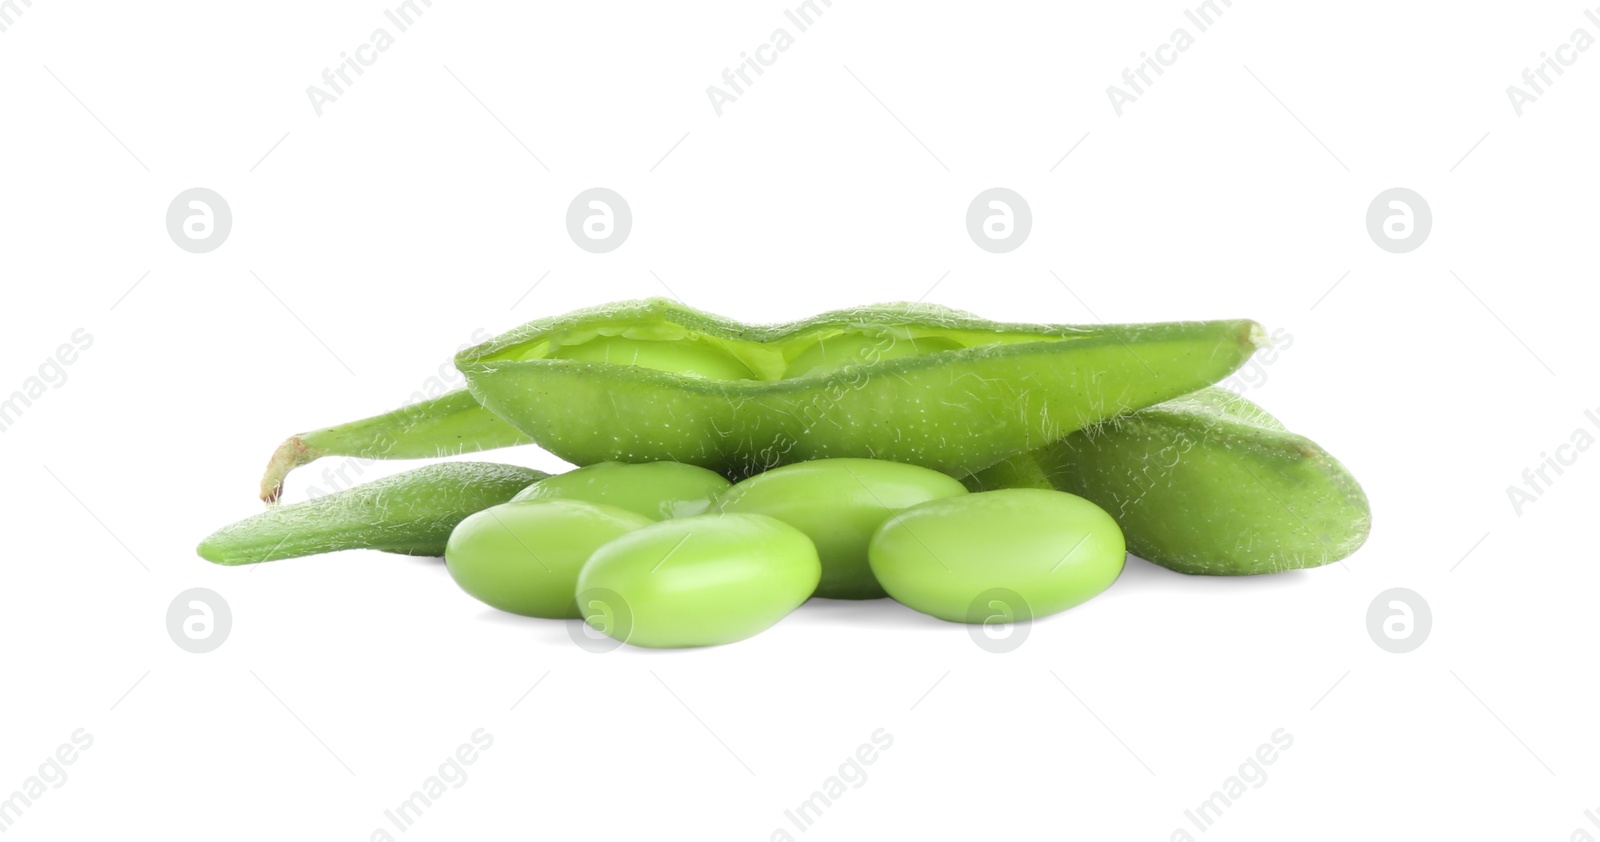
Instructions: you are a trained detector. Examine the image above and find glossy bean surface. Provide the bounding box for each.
[717,458,967,599]
[869,489,1125,622]
[513,461,731,520]
[576,513,820,648]
[445,500,652,618]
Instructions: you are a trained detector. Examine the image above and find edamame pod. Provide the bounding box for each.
[965,388,1370,575]
[260,299,1266,493]
[199,462,547,564]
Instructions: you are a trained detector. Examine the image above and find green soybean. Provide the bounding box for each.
[512,461,730,519]
[445,500,652,618]
[869,489,1126,622]
[261,299,1265,493]
[965,388,1370,575]
[716,458,968,599]
[198,462,547,565]
[576,514,820,648]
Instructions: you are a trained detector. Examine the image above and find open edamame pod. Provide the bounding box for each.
[964,388,1370,575]
[200,462,547,565]
[260,299,1266,495]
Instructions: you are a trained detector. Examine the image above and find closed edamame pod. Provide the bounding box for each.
[965,388,1370,575]
[199,462,548,565]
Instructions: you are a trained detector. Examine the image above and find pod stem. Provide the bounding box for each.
[256,389,534,504]
[260,435,327,504]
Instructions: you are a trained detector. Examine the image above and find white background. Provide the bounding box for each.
[2,1,1597,839]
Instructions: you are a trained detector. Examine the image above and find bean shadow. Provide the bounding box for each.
[458,554,1318,651]
[468,594,949,652]
[1109,553,1316,598]
[793,595,951,631]
[472,607,726,656]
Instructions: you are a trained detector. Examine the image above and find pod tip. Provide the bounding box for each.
[1246,320,1269,350]
[195,539,225,564]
